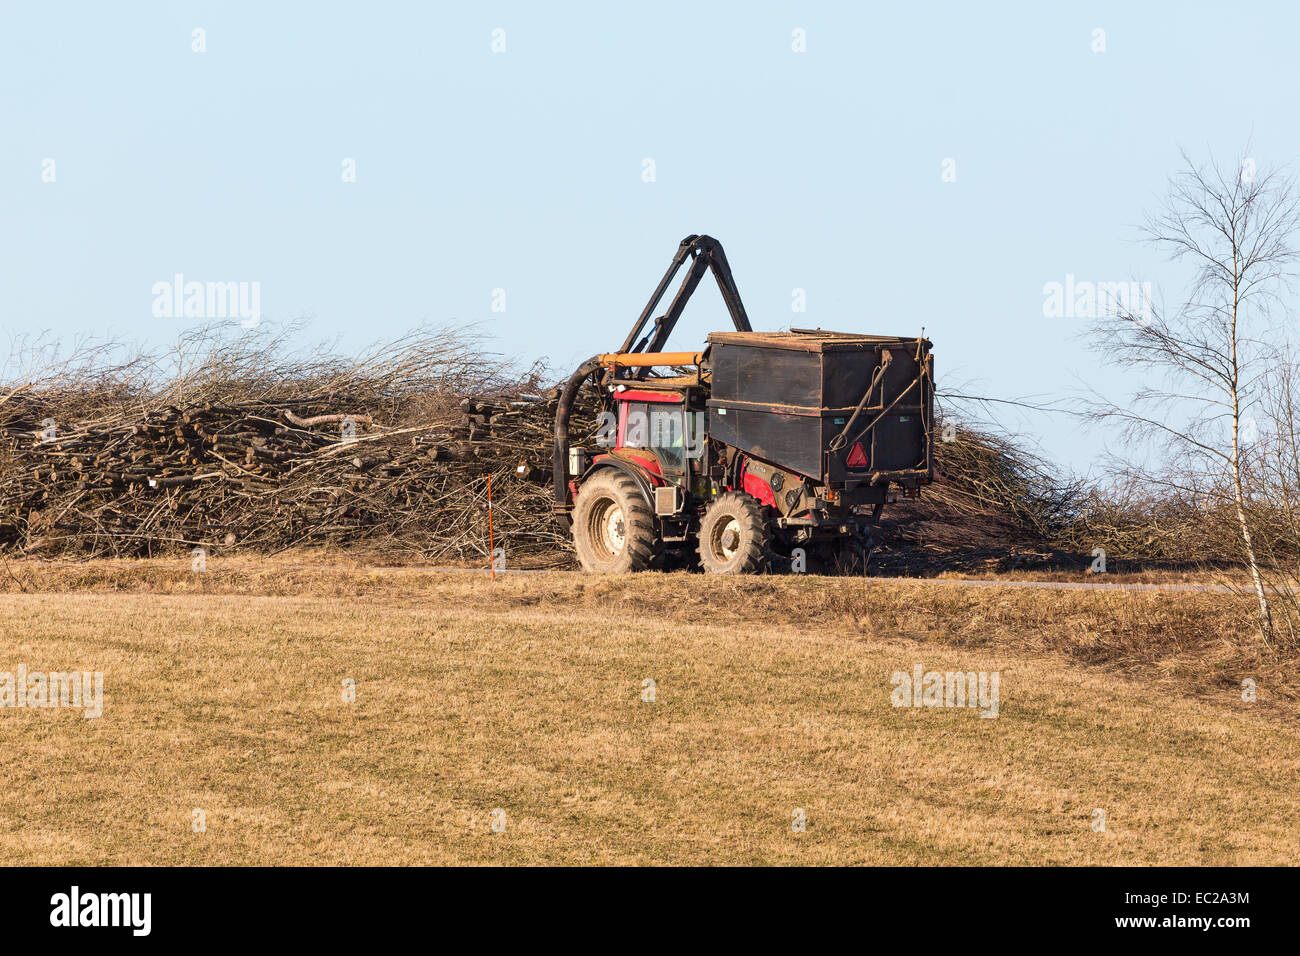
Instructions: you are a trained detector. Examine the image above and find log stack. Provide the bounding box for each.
[0,383,602,565]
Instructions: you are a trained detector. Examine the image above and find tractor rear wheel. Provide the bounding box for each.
[572,470,658,573]
[699,491,770,575]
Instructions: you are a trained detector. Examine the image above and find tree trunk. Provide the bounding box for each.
[1232,448,1273,645]
[1230,268,1274,646]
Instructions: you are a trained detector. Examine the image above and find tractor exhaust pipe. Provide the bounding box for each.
[552,355,604,529]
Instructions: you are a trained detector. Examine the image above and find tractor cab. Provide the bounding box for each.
[604,377,705,481]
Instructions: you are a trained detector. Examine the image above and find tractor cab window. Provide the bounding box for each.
[620,401,687,473]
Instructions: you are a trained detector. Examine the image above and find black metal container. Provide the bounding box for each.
[706,329,933,488]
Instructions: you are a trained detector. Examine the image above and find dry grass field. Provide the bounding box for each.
[1,558,1298,865]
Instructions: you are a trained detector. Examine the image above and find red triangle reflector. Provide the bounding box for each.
[846,442,869,468]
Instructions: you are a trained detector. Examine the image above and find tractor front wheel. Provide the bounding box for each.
[699,491,770,574]
[572,470,659,573]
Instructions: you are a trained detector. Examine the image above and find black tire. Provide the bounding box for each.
[699,491,770,574]
[571,470,658,573]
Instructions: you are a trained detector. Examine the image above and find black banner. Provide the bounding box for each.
[0,866,1285,942]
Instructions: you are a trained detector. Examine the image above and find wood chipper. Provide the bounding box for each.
[552,234,933,574]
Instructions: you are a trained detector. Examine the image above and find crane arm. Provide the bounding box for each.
[617,234,752,357]
[554,235,752,520]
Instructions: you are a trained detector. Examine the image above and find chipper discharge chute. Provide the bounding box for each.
[552,235,933,574]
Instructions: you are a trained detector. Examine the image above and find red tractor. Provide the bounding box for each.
[552,235,933,574]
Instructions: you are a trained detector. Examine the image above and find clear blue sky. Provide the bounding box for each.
[3,1,1297,475]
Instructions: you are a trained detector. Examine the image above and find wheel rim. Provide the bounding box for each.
[589,497,626,559]
[710,516,741,562]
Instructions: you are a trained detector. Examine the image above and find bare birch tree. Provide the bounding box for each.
[1087,148,1300,646]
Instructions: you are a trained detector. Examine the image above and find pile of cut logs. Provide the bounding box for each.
[0,385,601,565]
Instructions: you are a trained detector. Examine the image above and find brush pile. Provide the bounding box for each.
[868,413,1087,572]
[0,326,598,565]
